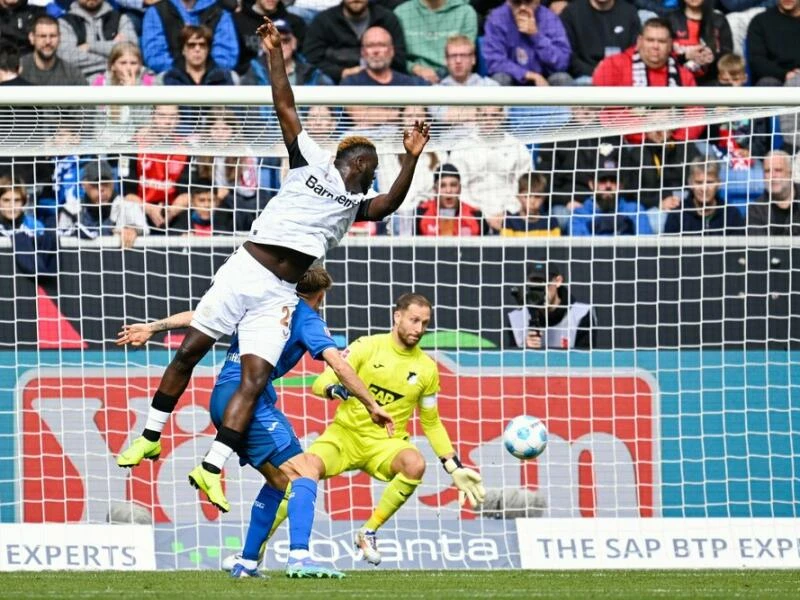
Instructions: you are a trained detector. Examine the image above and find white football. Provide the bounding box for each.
[503,415,548,460]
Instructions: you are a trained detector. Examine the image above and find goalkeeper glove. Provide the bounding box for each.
[442,456,486,508]
[325,384,350,401]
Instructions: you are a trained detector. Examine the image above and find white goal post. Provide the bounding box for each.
[1,87,799,571]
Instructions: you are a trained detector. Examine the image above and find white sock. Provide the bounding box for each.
[237,557,258,570]
[289,549,310,561]
[204,441,234,470]
[144,408,170,434]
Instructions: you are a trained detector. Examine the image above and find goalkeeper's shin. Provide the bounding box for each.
[364,472,421,531]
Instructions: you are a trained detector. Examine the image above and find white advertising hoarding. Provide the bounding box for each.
[0,524,155,571]
[517,518,800,569]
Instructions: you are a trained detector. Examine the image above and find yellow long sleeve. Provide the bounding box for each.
[419,404,454,458]
[311,365,338,398]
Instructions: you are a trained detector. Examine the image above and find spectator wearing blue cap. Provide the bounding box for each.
[57,159,149,247]
[568,163,654,236]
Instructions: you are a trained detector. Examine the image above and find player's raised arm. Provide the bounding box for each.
[359,121,431,221]
[256,17,302,148]
[318,347,395,436]
[116,311,194,347]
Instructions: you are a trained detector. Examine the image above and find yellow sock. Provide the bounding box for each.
[257,486,290,559]
[364,473,421,531]
[268,489,290,538]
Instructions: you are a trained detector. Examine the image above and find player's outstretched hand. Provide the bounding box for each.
[256,16,281,53]
[451,466,486,509]
[116,323,153,347]
[368,405,395,437]
[403,121,431,157]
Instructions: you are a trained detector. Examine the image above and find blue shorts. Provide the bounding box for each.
[209,381,302,469]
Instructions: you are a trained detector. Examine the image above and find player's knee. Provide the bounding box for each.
[399,450,426,480]
[258,460,290,491]
[172,345,202,374]
[265,470,289,491]
[280,453,323,481]
[304,453,325,479]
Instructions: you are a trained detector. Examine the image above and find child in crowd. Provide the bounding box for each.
[495,172,561,236]
[0,175,57,275]
[173,177,233,236]
[0,176,42,236]
[716,53,747,87]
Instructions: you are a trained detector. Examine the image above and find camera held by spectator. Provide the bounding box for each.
[507,261,596,349]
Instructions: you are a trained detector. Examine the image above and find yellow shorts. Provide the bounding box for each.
[307,422,417,482]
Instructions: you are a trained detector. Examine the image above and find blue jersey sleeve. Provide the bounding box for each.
[301,312,337,360]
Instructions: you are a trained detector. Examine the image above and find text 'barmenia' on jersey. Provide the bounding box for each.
[305,175,360,208]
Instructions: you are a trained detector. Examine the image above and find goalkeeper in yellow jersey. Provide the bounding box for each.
[310,293,485,564]
[226,292,486,567]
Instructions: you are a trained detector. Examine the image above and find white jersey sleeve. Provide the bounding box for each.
[287,129,331,170]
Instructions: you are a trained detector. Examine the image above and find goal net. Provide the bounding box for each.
[1,87,799,570]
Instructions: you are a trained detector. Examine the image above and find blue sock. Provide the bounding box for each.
[242,484,284,561]
[287,477,318,551]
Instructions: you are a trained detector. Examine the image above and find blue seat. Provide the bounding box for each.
[722,160,764,217]
[476,36,488,77]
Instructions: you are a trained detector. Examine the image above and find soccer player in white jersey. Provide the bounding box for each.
[116,16,432,514]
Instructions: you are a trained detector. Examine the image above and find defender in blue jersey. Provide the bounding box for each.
[210,300,331,474]
[116,266,393,579]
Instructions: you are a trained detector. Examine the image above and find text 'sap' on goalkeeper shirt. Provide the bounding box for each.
[312,333,453,456]
[215,298,337,404]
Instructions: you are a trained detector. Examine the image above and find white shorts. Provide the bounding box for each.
[191,246,298,365]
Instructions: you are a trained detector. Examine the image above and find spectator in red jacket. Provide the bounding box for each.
[593,17,704,141]
[118,104,191,233]
[415,163,485,236]
[593,17,695,86]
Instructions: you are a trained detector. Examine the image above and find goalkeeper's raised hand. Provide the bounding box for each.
[442,456,486,508]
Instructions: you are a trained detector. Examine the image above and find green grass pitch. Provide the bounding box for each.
[0,570,798,599]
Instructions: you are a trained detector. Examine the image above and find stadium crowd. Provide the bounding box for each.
[1,0,799,247]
